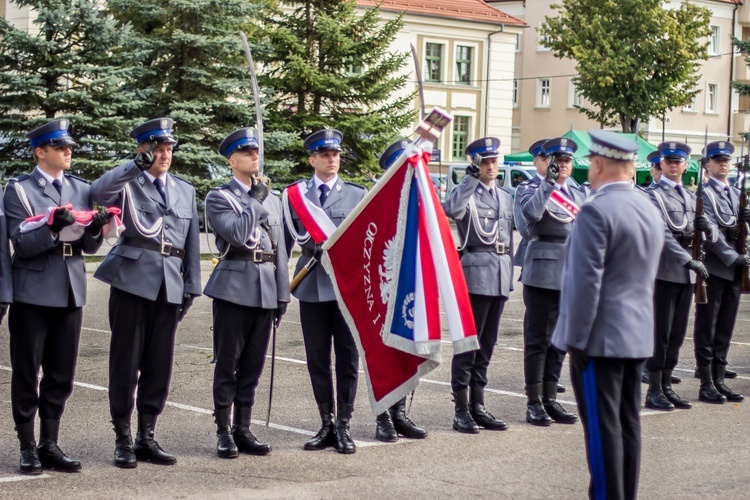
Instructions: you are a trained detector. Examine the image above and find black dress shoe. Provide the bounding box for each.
[389,398,428,439]
[725,368,738,379]
[470,404,508,430]
[304,421,335,450]
[645,389,675,411]
[663,388,692,409]
[375,412,398,442]
[543,401,579,424]
[19,443,42,475]
[670,374,681,384]
[37,441,81,472]
[217,429,239,459]
[233,426,271,456]
[715,383,744,402]
[453,389,480,434]
[335,403,357,455]
[134,436,177,465]
[526,402,552,426]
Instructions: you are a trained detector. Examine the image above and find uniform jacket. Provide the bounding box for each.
[513,180,532,269]
[203,178,290,309]
[648,179,717,285]
[701,178,744,281]
[283,176,366,303]
[444,175,514,298]
[91,160,201,304]
[552,183,665,358]
[518,176,585,291]
[4,169,102,307]
[0,189,13,304]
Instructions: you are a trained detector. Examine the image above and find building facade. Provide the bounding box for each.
[489,0,745,158]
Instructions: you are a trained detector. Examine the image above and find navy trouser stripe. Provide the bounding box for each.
[583,360,606,500]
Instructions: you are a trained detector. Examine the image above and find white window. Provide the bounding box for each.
[709,26,720,56]
[538,22,550,52]
[706,83,718,113]
[425,42,444,83]
[537,79,551,108]
[568,79,583,108]
[513,80,518,107]
[683,92,696,112]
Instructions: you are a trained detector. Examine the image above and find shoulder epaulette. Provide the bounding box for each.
[518,179,531,187]
[171,174,193,185]
[284,179,305,190]
[345,181,366,190]
[63,173,90,184]
[8,174,31,183]
[211,184,230,191]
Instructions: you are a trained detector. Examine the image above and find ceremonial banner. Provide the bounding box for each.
[322,143,478,415]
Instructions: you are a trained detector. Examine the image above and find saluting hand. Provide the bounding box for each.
[545,162,560,184]
[250,177,268,204]
[685,259,709,280]
[49,208,75,233]
[465,154,482,179]
[134,142,156,171]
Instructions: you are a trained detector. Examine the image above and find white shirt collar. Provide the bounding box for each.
[143,171,169,185]
[232,176,253,193]
[313,175,338,191]
[709,177,728,190]
[35,166,63,184]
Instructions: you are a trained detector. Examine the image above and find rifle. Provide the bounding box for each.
[739,135,750,293]
[693,128,708,304]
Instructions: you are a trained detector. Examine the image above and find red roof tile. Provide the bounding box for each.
[357,0,526,26]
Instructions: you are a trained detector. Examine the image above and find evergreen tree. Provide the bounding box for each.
[540,0,711,132]
[257,0,414,179]
[0,0,141,179]
[108,0,296,187]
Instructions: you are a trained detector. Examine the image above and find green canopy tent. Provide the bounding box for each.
[502,130,700,186]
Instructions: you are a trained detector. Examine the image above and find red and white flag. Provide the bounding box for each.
[321,143,478,415]
[20,204,124,241]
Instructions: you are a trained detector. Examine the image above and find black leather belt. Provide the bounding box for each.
[51,242,82,258]
[722,227,740,241]
[225,250,276,263]
[672,233,694,248]
[531,235,567,244]
[120,238,186,259]
[465,243,510,255]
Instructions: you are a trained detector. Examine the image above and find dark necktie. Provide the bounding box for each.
[154,177,167,205]
[52,178,62,196]
[674,184,684,198]
[560,186,569,199]
[319,184,329,206]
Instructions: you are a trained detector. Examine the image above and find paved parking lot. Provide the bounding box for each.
[1,234,750,499]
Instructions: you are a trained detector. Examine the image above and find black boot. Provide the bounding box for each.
[542,382,578,424]
[112,417,136,469]
[37,419,81,472]
[375,412,398,442]
[214,408,238,459]
[525,383,552,426]
[304,403,336,450]
[698,365,726,404]
[16,422,42,475]
[335,402,356,454]
[389,397,428,439]
[134,414,177,465]
[713,364,744,402]
[557,384,566,393]
[645,370,674,411]
[232,406,270,456]
[695,366,737,379]
[469,387,508,430]
[452,388,480,434]
[662,370,691,409]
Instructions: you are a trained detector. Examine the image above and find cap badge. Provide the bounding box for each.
[59,119,68,130]
[719,141,726,149]
[670,142,676,150]
[246,129,254,138]
[485,138,493,148]
[160,118,168,129]
[325,129,333,139]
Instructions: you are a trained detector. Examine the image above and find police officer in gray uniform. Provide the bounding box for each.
[517,137,582,426]
[444,137,512,434]
[282,129,366,454]
[204,127,291,458]
[514,139,548,280]
[552,129,665,500]
[5,119,108,474]
[645,142,715,412]
[371,138,429,443]
[647,150,662,188]
[91,118,202,468]
[693,140,749,403]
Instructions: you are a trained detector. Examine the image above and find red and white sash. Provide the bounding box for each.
[548,189,580,219]
[284,181,337,244]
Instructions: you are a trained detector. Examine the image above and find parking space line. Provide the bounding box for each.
[0,474,51,483]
